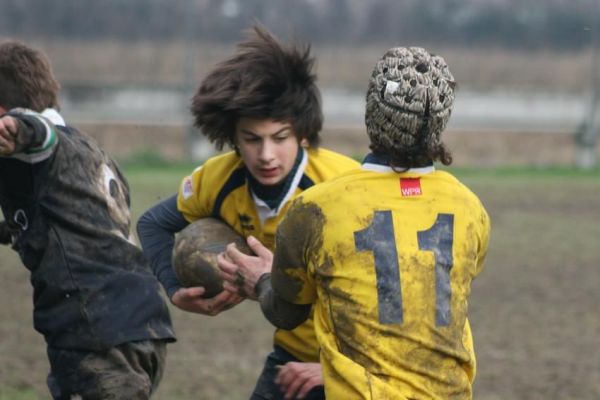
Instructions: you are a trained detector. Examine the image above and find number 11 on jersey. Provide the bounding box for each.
[354,211,454,326]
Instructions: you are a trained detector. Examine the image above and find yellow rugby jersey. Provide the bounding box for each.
[177,147,359,362]
[272,162,490,399]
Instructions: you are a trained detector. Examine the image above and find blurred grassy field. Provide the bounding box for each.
[1,165,600,400]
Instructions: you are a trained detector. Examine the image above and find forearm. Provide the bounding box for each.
[7,112,53,153]
[137,194,189,298]
[256,273,311,330]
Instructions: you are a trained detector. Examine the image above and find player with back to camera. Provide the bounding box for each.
[136,25,359,399]
[0,41,175,399]
[220,47,491,399]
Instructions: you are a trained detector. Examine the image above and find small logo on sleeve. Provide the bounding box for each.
[238,213,255,231]
[182,176,193,199]
[400,178,422,196]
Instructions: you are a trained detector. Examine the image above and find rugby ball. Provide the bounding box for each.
[172,218,252,298]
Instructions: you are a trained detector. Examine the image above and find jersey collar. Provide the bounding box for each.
[361,153,435,174]
[41,108,66,126]
[251,147,308,224]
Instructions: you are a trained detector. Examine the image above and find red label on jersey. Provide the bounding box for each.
[400,178,422,196]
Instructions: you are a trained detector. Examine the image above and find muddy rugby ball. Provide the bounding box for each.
[172,218,252,298]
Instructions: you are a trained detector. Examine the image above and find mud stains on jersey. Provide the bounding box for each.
[325,284,371,365]
[272,198,325,302]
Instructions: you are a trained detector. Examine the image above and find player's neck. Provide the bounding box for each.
[247,148,303,210]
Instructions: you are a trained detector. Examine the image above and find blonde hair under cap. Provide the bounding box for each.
[365,47,455,167]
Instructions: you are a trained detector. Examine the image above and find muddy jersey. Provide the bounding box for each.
[0,109,175,351]
[177,148,359,362]
[272,156,490,399]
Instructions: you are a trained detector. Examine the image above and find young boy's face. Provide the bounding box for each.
[234,117,300,186]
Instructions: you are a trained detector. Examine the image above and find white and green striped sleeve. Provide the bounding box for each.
[9,109,60,164]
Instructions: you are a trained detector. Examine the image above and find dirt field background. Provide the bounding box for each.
[1,165,599,400]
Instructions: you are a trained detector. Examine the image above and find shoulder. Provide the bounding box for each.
[433,170,488,211]
[304,147,360,183]
[434,171,479,197]
[178,151,246,217]
[203,150,241,166]
[197,151,243,176]
[296,167,363,207]
[186,151,244,186]
[307,147,358,166]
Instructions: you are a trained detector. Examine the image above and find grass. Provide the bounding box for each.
[1,165,600,399]
[0,391,39,400]
[448,165,600,179]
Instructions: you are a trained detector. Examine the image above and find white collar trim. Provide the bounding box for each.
[361,163,435,174]
[41,108,65,126]
[252,148,308,225]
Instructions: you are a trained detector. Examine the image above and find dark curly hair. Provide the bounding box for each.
[190,24,322,150]
[0,41,60,112]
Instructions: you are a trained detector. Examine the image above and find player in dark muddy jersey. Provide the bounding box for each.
[0,40,175,399]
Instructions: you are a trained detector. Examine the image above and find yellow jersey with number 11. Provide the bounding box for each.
[272,162,490,399]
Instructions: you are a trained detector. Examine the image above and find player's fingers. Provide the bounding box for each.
[5,117,18,135]
[227,292,244,304]
[218,270,236,286]
[224,242,251,265]
[218,271,238,288]
[0,117,18,139]
[218,252,254,293]
[212,287,240,302]
[217,252,238,275]
[171,288,202,309]
[275,364,294,386]
[222,281,241,294]
[207,290,234,307]
[207,290,244,313]
[295,377,321,399]
[217,266,240,288]
[282,375,305,400]
[191,290,232,315]
[0,133,13,151]
[181,286,207,298]
[247,235,273,260]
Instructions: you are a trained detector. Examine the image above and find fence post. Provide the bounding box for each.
[576,4,600,170]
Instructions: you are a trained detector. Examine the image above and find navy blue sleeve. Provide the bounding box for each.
[137,194,189,298]
[256,273,311,330]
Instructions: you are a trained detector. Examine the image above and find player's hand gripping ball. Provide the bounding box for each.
[172,218,252,298]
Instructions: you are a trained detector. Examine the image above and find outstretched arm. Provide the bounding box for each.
[0,112,53,157]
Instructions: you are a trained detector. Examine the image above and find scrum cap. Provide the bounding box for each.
[365,47,455,154]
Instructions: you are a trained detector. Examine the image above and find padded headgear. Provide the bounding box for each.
[365,47,455,153]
